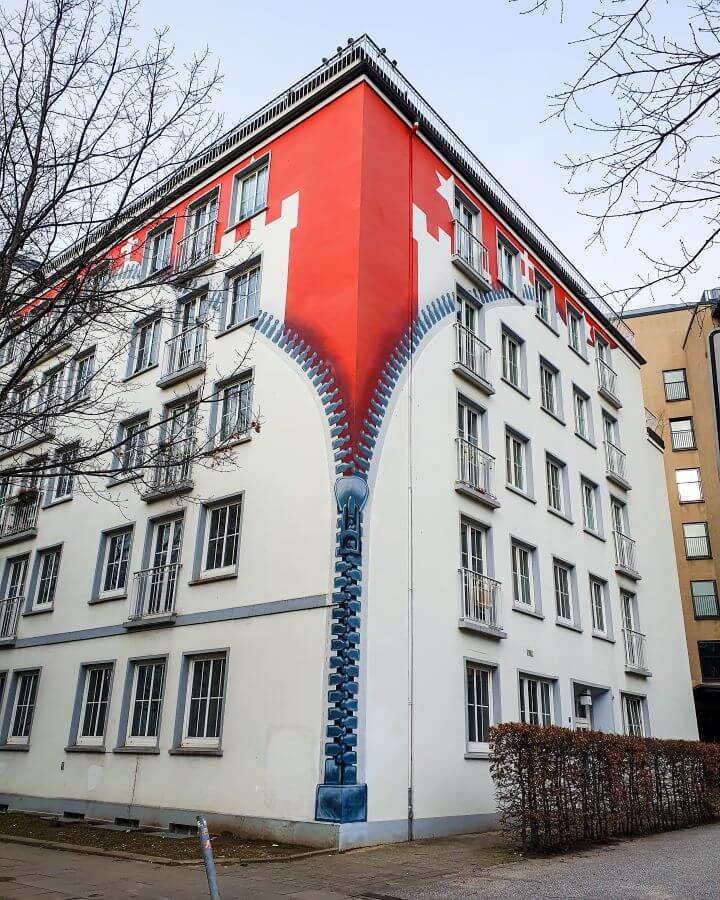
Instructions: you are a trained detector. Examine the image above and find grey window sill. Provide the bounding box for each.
[536,314,560,337]
[547,507,574,525]
[505,484,536,504]
[592,631,615,644]
[22,605,53,617]
[583,528,606,543]
[168,747,223,757]
[464,750,493,760]
[216,315,259,339]
[556,619,583,634]
[89,593,127,605]
[64,745,108,754]
[113,745,161,755]
[0,743,29,752]
[575,432,596,449]
[188,571,238,587]
[512,604,544,620]
[501,377,530,400]
[569,345,590,365]
[224,205,268,233]
[541,406,566,427]
[122,362,159,384]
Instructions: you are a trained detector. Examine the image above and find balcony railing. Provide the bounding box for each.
[161,323,207,382]
[693,593,720,618]
[0,493,40,541]
[604,441,628,484]
[459,567,501,629]
[453,220,490,282]
[0,595,22,641]
[456,438,495,499]
[146,440,194,496]
[128,563,180,623]
[614,530,639,575]
[455,323,491,385]
[670,428,695,451]
[664,380,689,402]
[623,627,648,671]
[645,407,664,438]
[176,217,216,272]
[685,535,711,559]
[597,357,620,403]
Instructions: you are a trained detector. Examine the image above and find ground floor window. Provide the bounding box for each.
[77,665,113,746]
[519,675,553,726]
[182,654,226,748]
[8,670,39,744]
[622,693,645,737]
[466,662,493,750]
[127,660,165,746]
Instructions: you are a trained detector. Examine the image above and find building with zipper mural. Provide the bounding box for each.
[0,36,698,848]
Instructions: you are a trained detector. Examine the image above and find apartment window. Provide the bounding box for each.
[204,499,242,574]
[454,197,480,269]
[676,468,703,503]
[567,306,585,355]
[505,430,527,492]
[127,660,165,747]
[622,694,645,737]
[663,368,689,402]
[497,237,517,292]
[35,547,61,608]
[8,671,39,744]
[460,519,486,576]
[691,580,720,618]
[52,446,75,501]
[590,577,608,635]
[683,522,711,559]
[218,377,253,444]
[68,351,95,403]
[581,478,600,535]
[183,654,226,747]
[553,560,573,623]
[511,541,533,608]
[466,662,492,750]
[539,360,560,417]
[100,528,133,598]
[545,455,567,516]
[75,664,113,746]
[41,365,65,413]
[573,388,591,441]
[669,417,696,451]
[144,224,173,276]
[501,330,523,389]
[534,274,553,324]
[233,162,268,223]
[130,316,160,375]
[519,675,553,727]
[4,556,28,601]
[117,415,148,475]
[227,263,261,329]
[699,641,720,681]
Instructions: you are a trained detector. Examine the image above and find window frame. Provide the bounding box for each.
[215,374,254,446]
[4,669,41,746]
[123,657,167,749]
[691,580,720,619]
[230,158,269,226]
[519,674,555,727]
[67,349,95,404]
[129,314,162,377]
[581,477,602,537]
[534,272,554,326]
[505,429,526,493]
[501,327,525,392]
[142,220,175,278]
[178,652,229,750]
[511,539,535,610]
[31,544,62,610]
[663,368,689,402]
[224,261,262,331]
[553,558,576,626]
[682,521,711,559]
[566,305,586,357]
[573,387,593,443]
[669,416,696,451]
[192,493,244,583]
[94,525,134,602]
[539,358,562,419]
[622,693,646,737]
[497,235,519,293]
[72,662,115,749]
[465,660,495,753]
[589,576,609,637]
[675,467,703,504]
[50,444,77,503]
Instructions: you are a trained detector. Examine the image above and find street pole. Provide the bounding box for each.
[197,814,220,900]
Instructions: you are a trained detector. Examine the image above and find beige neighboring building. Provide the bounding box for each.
[627,293,720,740]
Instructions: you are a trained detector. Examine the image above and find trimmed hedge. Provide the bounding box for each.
[490,723,720,851]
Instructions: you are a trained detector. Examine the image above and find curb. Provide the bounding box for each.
[0,833,337,867]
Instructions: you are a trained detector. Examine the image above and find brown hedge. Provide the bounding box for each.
[489,723,720,851]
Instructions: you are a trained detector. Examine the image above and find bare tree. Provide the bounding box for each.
[0,0,258,504]
[513,0,720,306]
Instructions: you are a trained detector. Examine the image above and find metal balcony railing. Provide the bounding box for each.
[670,428,695,451]
[623,627,648,671]
[0,493,40,539]
[176,217,216,271]
[456,438,495,498]
[128,563,180,622]
[455,323,491,384]
[604,441,628,483]
[614,530,638,575]
[0,595,22,641]
[693,593,720,618]
[684,535,711,559]
[664,380,689,402]
[453,220,490,281]
[147,441,194,494]
[597,357,619,402]
[459,567,501,629]
[162,323,207,380]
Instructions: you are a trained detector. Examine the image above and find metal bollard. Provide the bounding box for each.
[197,814,220,900]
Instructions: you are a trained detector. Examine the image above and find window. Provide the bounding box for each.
[131,317,160,375]
[539,361,559,417]
[534,274,553,323]
[144,224,173,276]
[683,522,711,559]
[127,660,165,747]
[52,446,75,501]
[100,529,133,598]
[669,417,696,451]
[497,238,517,292]
[663,369,689,402]
[76,664,113,746]
[41,365,65,413]
[68,351,95,402]
[218,377,253,444]
[676,468,703,503]
[699,641,720,681]
[511,541,533,608]
[35,547,61,608]
[117,415,148,474]
[233,162,268,223]
[622,694,645,737]
[501,330,522,388]
[8,671,39,744]
[567,306,584,354]
[466,662,492,749]
[454,197,480,269]
[183,654,226,747]
[603,413,619,447]
[590,577,607,635]
[204,500,242,574]
[227,263,261,329]
[691,581,720,618]
[4,556,28,601]
[553,560,573,622]
[505,430,526,492]
[519,675,553,726]
[581,479,600,534]
[573,388,591,441]
[545,455,566,515]
[180,193,218,268]
[460,519,486,576]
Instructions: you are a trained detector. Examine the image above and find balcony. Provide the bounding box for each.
[614,530,640,580]
[175,217,216,276]
[0,595,22,645]
[126,563,180,627]
[452,220,491,289]
[0,493,40,547]
[142,442,194,502]
[670,428,696,451]
[684,534,711,559]
[623,627,650,675]
[693,592,720,618]
[458,568,505,638]
[156,323,207,389]
[453,323,493,394]
[664,380,689,402]
[604,441,631,491]
[455,438,499,509]
[596,358,621,408]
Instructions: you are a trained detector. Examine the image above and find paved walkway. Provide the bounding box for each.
[0,823,718,899]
